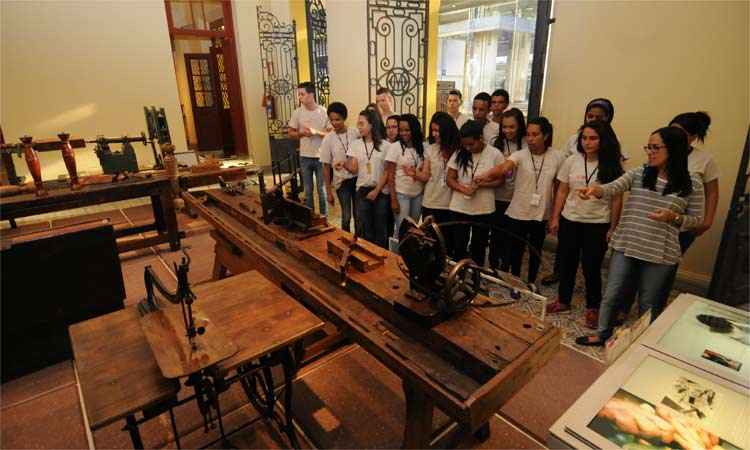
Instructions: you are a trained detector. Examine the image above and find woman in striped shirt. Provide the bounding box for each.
[574,126,704,346]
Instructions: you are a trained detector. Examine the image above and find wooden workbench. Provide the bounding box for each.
[70,270,324,448]
[0,175,180,252]
[184,189,561,448]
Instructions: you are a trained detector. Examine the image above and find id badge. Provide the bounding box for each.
[530,193,541,207]
[366,161,372,174]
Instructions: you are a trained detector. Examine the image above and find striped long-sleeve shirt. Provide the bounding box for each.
[602,166,704,265]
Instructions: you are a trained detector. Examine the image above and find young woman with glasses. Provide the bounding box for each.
[574,127,704,346]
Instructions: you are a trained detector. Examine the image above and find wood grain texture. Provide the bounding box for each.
[184,189,561,436]
[140,303,238,379]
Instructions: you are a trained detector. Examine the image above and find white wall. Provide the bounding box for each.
[542,0,749,282]
[327,0,369,126]
[1,0,187,180]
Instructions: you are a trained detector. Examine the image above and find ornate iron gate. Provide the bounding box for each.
[257,6,299,140]
[305,0,330,107]
[367,0,429,124]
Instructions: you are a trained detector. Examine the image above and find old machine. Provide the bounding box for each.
[179,169,561,448]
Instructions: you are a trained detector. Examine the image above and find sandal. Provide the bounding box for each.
[575,335,605,347]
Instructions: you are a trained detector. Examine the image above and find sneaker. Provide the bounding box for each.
[546,301,571,314]
[540,272,559,286]
[575,335,605,347]
[585,308,599,329]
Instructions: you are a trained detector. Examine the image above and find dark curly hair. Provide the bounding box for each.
[577,121,624,184]
[398,113,425,158]
[642,126,693,197]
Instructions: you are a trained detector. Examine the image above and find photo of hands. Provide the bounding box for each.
[587,356,749,450]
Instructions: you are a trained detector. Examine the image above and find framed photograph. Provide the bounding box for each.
[561,348,750,450]
[639,294,750,388]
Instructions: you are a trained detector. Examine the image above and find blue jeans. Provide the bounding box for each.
[597,251,676,340]
[393,192,423,238]
[356,187,390,248]
[300,156,327,217]
[336,177,358,234]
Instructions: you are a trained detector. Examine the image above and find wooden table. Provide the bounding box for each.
[0,176,180,253]
[70,270,324,448]
[185,189,561,449]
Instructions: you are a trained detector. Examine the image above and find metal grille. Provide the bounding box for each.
[257,6,300,139]
[367,0,429,125]
[305,0,330,107]
[215,53,230,109]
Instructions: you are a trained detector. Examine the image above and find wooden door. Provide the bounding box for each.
[209,44,235,155]
[185,53,223,151]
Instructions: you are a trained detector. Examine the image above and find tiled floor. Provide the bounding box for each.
[0,187,610,449]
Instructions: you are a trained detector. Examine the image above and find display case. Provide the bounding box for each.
[640,294,750,388]
[549,294,750,450]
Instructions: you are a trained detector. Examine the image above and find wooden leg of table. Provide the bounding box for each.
[212,259,228,280]
[473,421,490,442]
[155,189,180,251]
[402,379,434,449]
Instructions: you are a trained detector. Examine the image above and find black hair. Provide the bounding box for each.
[398,113,425,158]
[473,92,491,104]
[365,103,385,137]
[577,121,624,184]
[669,111,711,143]
[448,89,463,100]
[327,102,348,120]
[428,111,461,154]
[584,98,614,123]
[376,87,392,96]
[298,81,315,94]
[642,127,693,197]
[359,109,384,151]
[455,120,484,174]
[493,108,526,150]
[491,89,510,103]
[526,116,554,148]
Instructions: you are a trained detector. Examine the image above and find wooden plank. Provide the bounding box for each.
[326,236,386,272]
[192,271,325,374]
[139,303,239,378]
[69,307,180,430]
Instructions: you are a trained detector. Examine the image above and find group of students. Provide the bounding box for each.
[288,81,718,347]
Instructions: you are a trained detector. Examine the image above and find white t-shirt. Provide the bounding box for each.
[447,145,505,215]
[452,112,471,129]
[422,143,453,210]
[557,153,611,223]
[347,139,390,194]
[386,142,425,197]
[288,105,329,158]
[687,147,719,184]
[494,138,527,202]
[506,148,567,222]
[483,121,500,146]
[319,128,359,189]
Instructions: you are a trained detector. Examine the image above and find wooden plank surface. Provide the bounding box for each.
[193,271,325,373]
[140,303,239,379]
[69,307,180,430]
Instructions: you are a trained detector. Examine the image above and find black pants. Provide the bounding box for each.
[356,187,390,248]
[507,218,547,283]
[336,177,358,234]
[451,211,492,265]
[557,217,609,308]
[488,201,511,271]
[422,207,455,258]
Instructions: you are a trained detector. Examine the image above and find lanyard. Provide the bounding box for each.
[364,140,375,162]
[335,130,350,154]
[469,151,483,180]
[530,151,546,192]
[584,156,598,186]
[503,140,513,158]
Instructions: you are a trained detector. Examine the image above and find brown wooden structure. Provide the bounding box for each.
[71,270,324,448]
[184,188,561,448]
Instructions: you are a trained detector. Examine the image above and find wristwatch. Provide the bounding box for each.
[671,213,684,227]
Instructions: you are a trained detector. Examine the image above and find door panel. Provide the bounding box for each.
[185,53,223,151]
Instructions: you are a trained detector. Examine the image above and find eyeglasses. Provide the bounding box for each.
[643,144,667,154]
